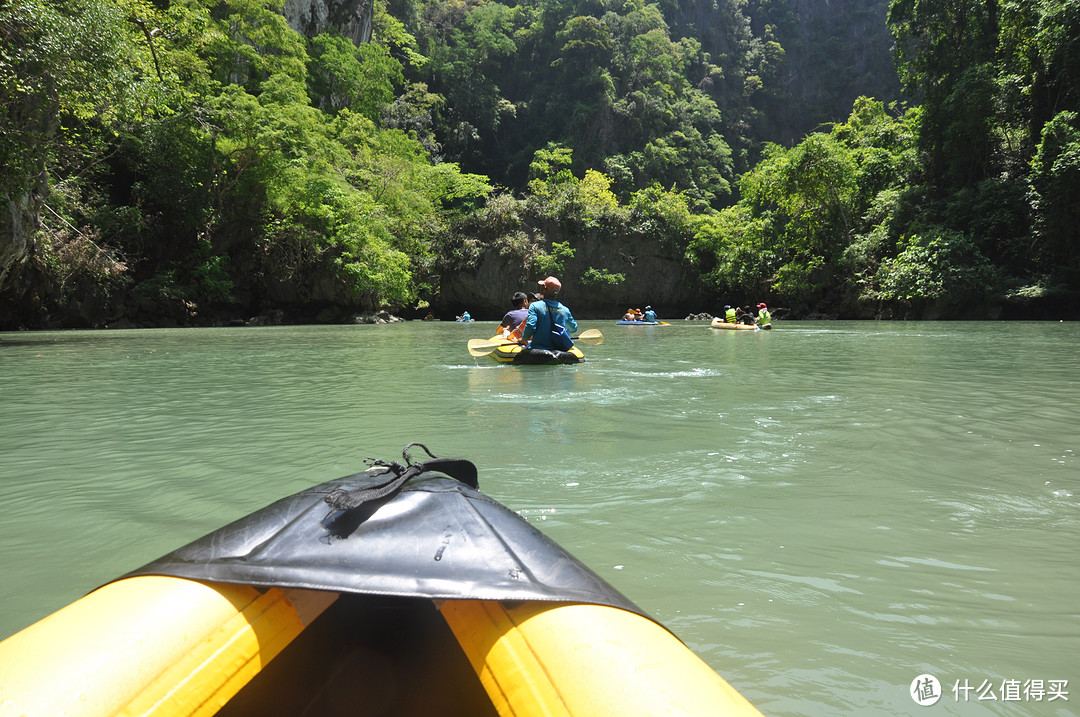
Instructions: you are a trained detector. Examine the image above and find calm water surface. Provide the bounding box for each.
[1,320,1077,716]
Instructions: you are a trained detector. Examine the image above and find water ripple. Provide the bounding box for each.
[3,321,1079,717]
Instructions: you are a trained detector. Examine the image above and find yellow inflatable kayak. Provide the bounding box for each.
[0,445,763,717]
[488,338,585,363]
[710,317,762,330]
[466,329,603,364]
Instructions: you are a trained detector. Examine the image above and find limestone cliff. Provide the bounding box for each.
[436,236,708,321]
[0,193,37,293]
[0,86,55,304]
[282,0,373,44]
[759,0,901,144]
[665,0,901,146]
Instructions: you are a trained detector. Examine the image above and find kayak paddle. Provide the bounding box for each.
[570,329,604,344]
[467,338,514,356]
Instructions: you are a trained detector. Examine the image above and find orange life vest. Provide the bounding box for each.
[507,319,526,342]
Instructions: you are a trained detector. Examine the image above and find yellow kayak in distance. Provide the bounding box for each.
[711,317,770,330]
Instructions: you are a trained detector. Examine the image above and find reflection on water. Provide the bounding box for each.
[2,321,1078,716]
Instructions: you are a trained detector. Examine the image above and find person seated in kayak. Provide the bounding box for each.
[504,293,542,341]
[736,306,755,325]
[643,306,657,322]
[723,305,737,324]
[498,292,531,337]
[756,303,772,327]
[522,276,578,351]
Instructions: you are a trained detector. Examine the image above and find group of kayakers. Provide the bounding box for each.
[496,276,579,355]
[721,302,772,328]
[620,306,657,322]
[468,281,772,353]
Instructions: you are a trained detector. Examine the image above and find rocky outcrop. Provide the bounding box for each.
[756,0,902,144]
[666,0,901,146]
[436,235,711,320]
[1,192,36,292]
[282,0,374,44]
[2,89,54,303]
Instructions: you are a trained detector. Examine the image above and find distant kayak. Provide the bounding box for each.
[711,318,760,330]
[616,320,658,325]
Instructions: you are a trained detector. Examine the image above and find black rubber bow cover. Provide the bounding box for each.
[123,444,643,614]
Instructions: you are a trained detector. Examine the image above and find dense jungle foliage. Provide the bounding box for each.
[1,0,1078,327]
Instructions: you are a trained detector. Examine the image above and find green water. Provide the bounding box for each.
[1,321,1077,716]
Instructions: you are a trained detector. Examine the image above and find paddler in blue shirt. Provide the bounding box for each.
[643,306,657,322]
[522,276,578,350]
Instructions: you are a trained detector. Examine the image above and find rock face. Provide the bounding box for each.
[1,88,55,301]
[437,235,709,320]
[762,0,901,144]
[281,0,374,44]
[666,0,901,146]
[0,193,36,292]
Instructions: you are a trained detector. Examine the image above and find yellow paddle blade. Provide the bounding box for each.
[467,338,510,357]
[575,329,603,345]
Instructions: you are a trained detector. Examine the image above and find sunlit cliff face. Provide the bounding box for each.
[282,0,374,45]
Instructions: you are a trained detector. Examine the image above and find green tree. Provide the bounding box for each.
[888,0,999,188]
[1,0,167,306]
[201,0,307,91]
[887,0,1080,297]
[406,0,734,208]
[688,99,923,308]
[1030,111,1080,280]
[308,32,403,118]
[872,229,998,305]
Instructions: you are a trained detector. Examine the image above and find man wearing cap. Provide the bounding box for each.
[755,302,772,329]
[643,305,657,323]
[723,305,737,324]
[522,276,579,351]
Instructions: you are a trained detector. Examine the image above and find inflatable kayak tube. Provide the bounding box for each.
[710,317,760,330]
[486,336,584,364]
[0,447,763,717]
